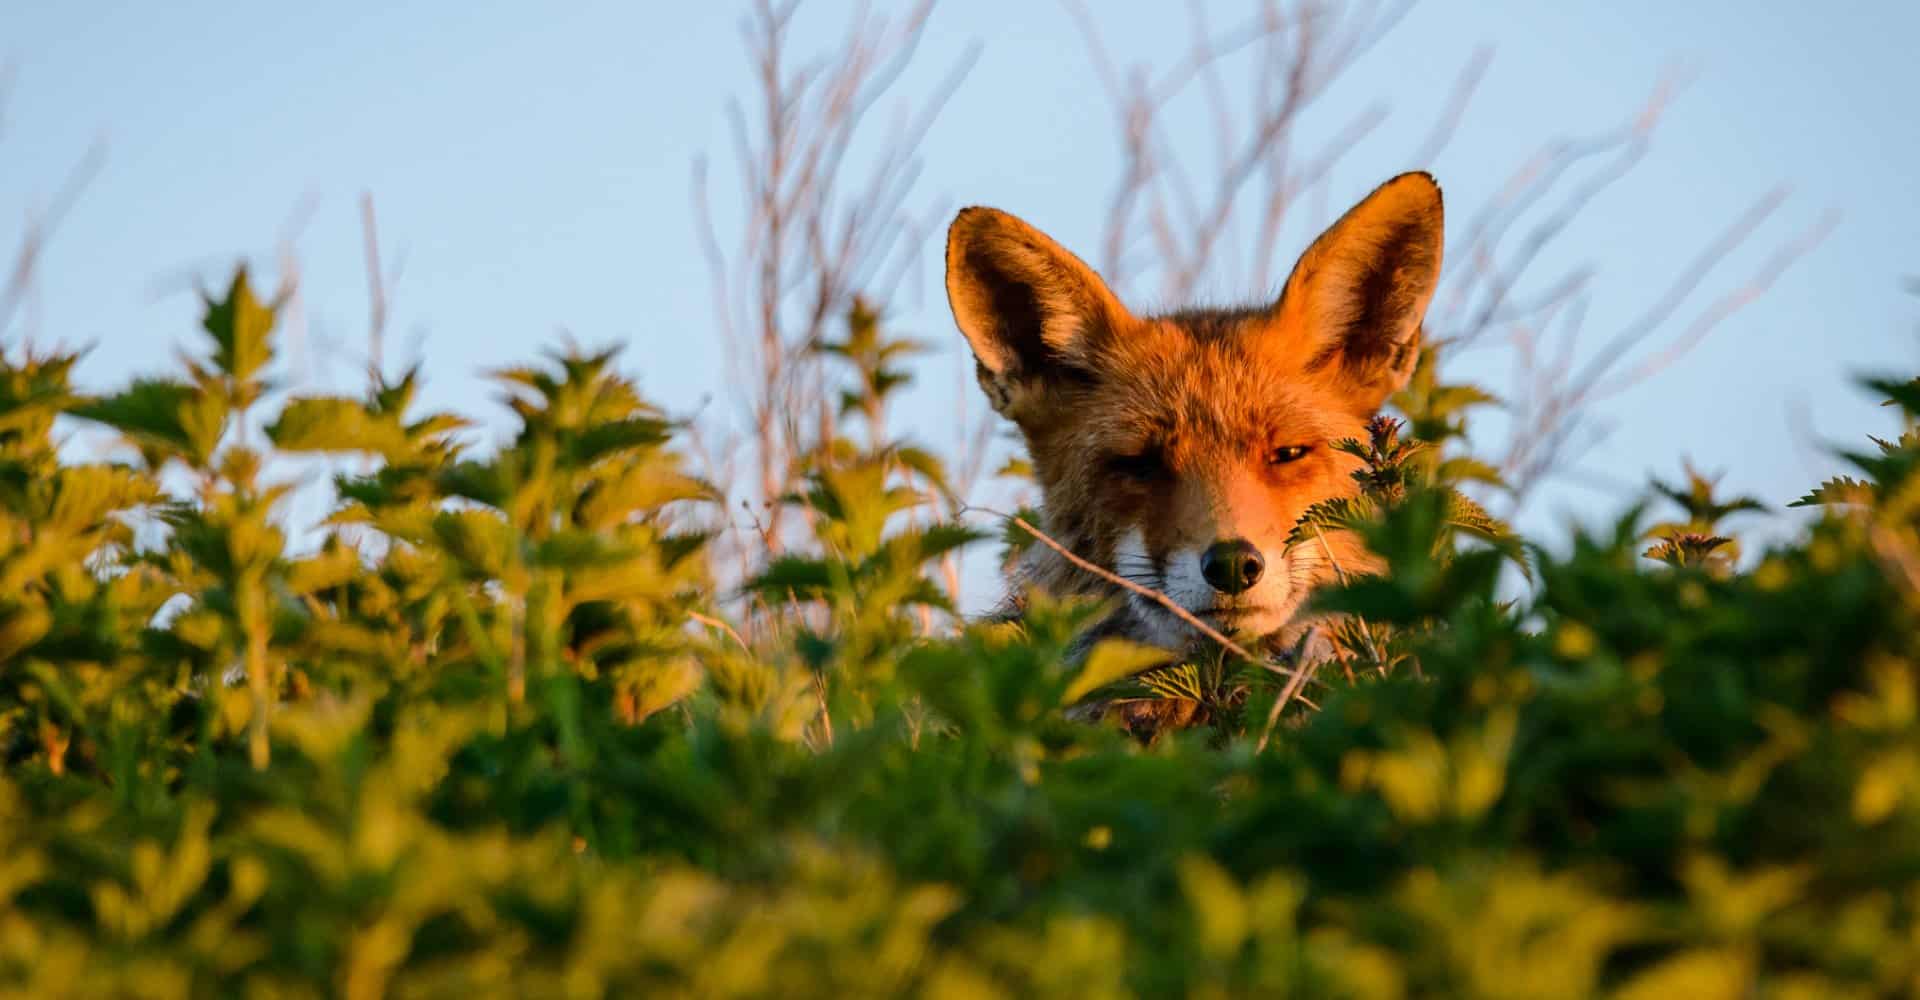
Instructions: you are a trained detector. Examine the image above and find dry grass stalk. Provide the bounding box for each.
[694,0,977,567]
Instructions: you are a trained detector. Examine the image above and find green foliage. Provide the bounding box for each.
[1791,376,1920,518]
[1292,415,1522,567]
[1391,345,1508,492]
[5,267,1920,997]
[1277,414,1524,683]
[1642,462,1766,571]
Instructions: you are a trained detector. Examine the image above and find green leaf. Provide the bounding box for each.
[879,522,984,567]
[1444,491,1529,575]
[201,267,278,392]
[70,378,228,466]
[1644,533,1733,568]
[431,508,517,578]
[570,416,674,466]
[1063,638,1177,705]
[1437,456,1507,490]
[1287,496,1377,548]
[1312,547,1505,624]
[438,460,512,508]
[1866,375,1920,415]
[745,556,835,601]
[268,397,414,461]
[1788,475,1874,507]
[893,445,955,504]
[995,455,1034,481]
[1177,856,1249,960]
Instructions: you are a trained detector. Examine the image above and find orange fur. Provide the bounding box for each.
[947,173,1444,658]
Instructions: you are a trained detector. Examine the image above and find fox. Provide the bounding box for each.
[944,172,1444,732]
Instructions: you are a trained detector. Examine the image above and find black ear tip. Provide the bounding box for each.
[1373,171,1442,213]
[948,207,995,261]
[950,205,1003,233]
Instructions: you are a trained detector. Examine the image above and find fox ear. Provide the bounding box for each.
[945,207,1132,417]
[1274,172,1443,409]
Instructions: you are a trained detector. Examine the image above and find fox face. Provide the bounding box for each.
[946,173,1443,651]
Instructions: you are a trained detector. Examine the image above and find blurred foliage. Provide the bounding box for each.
[3,267,1920,998]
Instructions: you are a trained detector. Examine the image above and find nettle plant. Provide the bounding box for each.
[6,261,1920,996]
[7,269,717,774]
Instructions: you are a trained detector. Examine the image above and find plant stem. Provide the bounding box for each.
[242,579,271,770]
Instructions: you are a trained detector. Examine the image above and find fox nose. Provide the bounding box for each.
[1201,538,1264,594]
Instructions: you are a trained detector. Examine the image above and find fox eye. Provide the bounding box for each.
[1268,445,1312,465]
[1109,448,1169,482]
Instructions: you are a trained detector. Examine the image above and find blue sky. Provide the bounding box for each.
[6,2,1918,610]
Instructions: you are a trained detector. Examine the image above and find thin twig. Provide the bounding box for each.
[967,504,1266,666]
[1257,627,1321,752]
[357,192,388,377]
[1597,206,1839,397]
[1,139,105,338]
[689,609,751,651]
[695,0,971,595]
[1407,46,1491,165]
[1310,522,1389,672]
[814,673,835,749]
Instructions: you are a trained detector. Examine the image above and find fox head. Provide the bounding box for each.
[945,172,1443,648]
